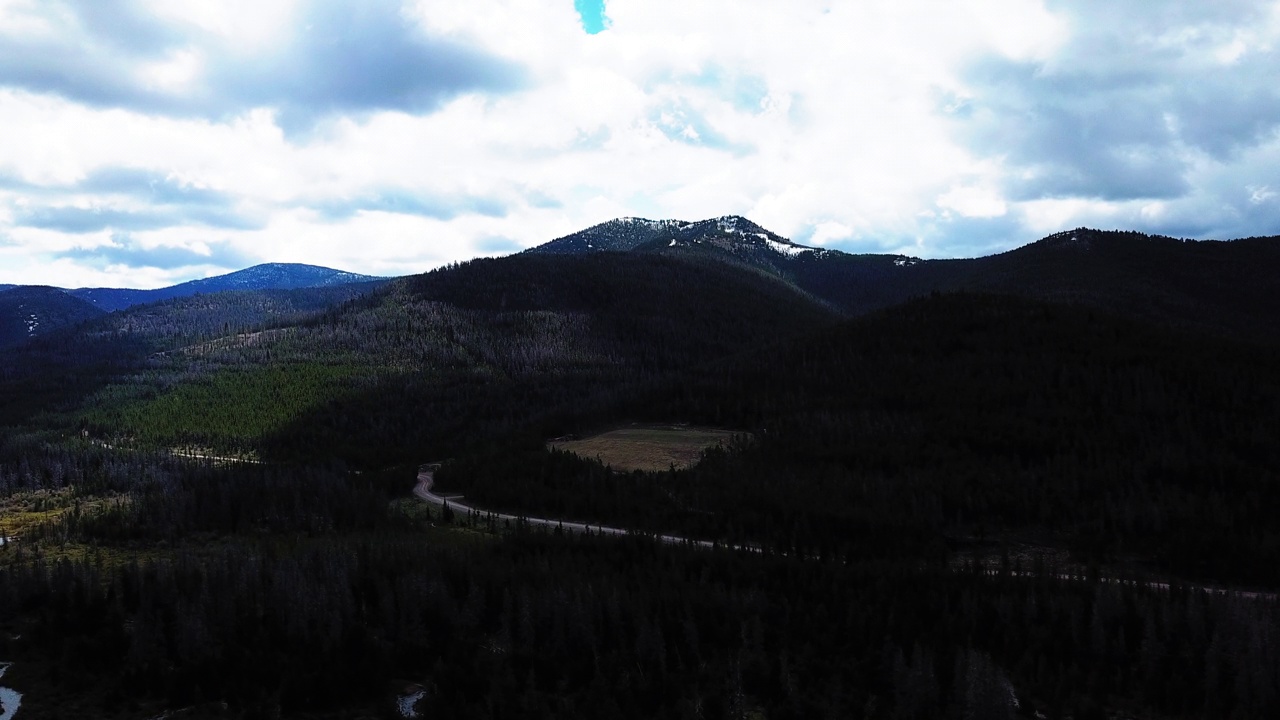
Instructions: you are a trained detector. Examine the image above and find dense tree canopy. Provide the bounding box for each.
[2,245,1278,718]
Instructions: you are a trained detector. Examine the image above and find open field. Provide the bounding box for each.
[0,488,116,544]
[548,425,746,472]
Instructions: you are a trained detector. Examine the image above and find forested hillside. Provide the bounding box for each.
[21,252,830,465]
[0,286,104,347]
[754,228,1280,343]
[2,438,1277,719]
[0,281,385,429]
[529,218,1280,343]
[69,263,386,312]
[2,228,1278,718]
[439,293,1280,585]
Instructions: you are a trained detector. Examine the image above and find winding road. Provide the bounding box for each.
[413,466,1277,601]
[413,466,752,551]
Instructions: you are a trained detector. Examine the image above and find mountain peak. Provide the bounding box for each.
[196,263,381,291]
[528,215,829,262]
[65,263,385,313]
[0,285,104,347]
[712,215,763,234]
[1028,227,1193,252]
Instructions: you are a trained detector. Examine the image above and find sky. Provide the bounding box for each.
[1,0,1278,289]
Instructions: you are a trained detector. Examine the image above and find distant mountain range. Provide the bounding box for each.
[527,215,847,281]
[528,216,1280,342]
[0,263,386,347]
[6,217,1279,351]
[0,285,107,348]
[528,215,827,256]
[70,263,384,313]
[6,208,1280,720]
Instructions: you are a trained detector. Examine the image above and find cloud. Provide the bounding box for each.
[0,0,528,130]
[937,185,1008,219]
[0,0,185,112]
[77,167,235,207]
[917,211,1031,259]
[15,204,258,233]
[57,234,255,271]
[211,1,529,134]
[19,206,175,233]
[475,235,523,254]
[7,166,262,232]
[312,191,509,220]
[2,0,1280,289]
[927,0,1280,246]
[950,1,1280,201]
[649,98,755,155]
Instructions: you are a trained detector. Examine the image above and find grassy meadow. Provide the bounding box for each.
[549,425,745,472]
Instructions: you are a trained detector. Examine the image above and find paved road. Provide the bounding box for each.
[1024,572,1276,601]
[415,466,1278,601]
[413,467,754,551]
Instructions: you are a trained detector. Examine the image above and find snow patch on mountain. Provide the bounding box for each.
[765,238,812,257]
[621,217,687,230]
[529,214,841,262]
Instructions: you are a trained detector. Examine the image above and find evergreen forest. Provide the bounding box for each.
[1,230,1278,718]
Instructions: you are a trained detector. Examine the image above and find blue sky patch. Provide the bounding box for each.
[574,0,609,34]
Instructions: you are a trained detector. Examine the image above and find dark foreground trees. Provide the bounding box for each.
[0,446,1277,720]
[5,527,1280,719]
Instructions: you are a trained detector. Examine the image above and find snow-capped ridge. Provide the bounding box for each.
[766,238,814,257]
[529,214,833,260]
[617,217,689,230]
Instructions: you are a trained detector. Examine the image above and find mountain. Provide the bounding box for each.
[0,280,388,427]
[528,215,814,254]
[527,215,851,280]
[255,252,840,464]
[530,216,1280,342]
[0,285,106,347]
[69,263,386,312]
[7,222,1280,719]
[0,263,387,349]
[444,290,1280,584]
[946,228,1280,341]
[525,216,691,253]
[5,249,836,464]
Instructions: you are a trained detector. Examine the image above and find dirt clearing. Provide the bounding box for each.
[549,425,746,472]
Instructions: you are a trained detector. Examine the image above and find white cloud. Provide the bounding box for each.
[143,0,302,50]
[0,0,1277,288]
[1019,197,1119,234]
[937,186,1008,218]
[138,47,203,94]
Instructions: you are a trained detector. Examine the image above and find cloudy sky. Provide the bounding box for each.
[1,0,1278,288]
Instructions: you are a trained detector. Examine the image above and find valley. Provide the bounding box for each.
[1,216,1278,718]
